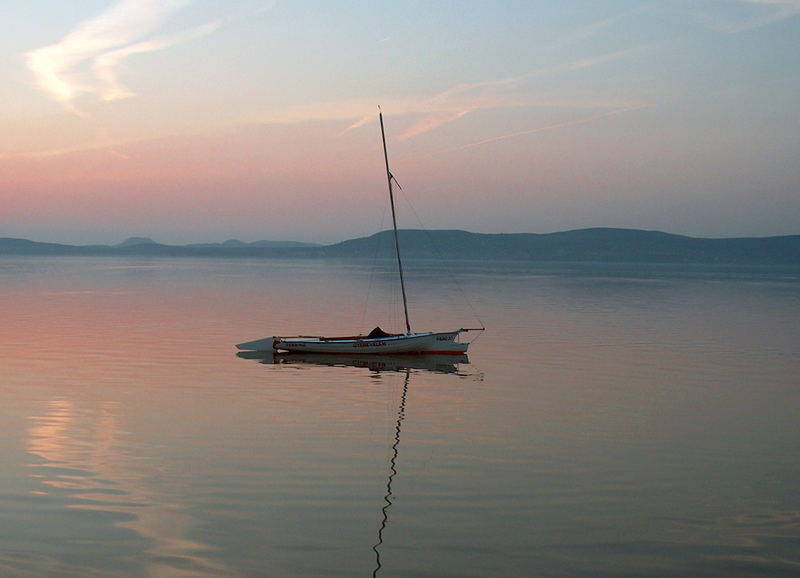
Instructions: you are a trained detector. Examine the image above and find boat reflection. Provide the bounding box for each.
[237,351,470,374]
[237,350,476,574]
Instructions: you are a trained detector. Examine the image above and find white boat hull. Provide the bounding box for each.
[236,330,469,354]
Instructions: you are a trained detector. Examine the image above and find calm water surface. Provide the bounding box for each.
[1,256,799,577]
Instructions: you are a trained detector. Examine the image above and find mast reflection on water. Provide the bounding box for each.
[372,369,409,577]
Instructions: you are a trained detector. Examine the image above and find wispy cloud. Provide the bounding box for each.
[547,14,623,52]
[694,0,800,32]
[394,46,648,140]
[328,45,649,144]
[452,105,646,153]
[741,0,800,12]
[743,0,800,21]
[26,0,218,109]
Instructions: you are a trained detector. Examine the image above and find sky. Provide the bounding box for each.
[1,0,799,244]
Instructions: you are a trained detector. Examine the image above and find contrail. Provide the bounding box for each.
[454,105,646,152]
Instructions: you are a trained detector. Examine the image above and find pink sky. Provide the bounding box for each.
[2,1,799,244]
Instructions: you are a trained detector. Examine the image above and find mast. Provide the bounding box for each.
[379,110,411,334]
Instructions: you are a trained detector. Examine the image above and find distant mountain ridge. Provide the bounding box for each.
[186,239,319,249]
[319,228,800,263]
[1,228,799,264]
[117,237,159,247]
[114,236,318,249]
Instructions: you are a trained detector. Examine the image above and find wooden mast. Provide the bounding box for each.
[379,110,411,334]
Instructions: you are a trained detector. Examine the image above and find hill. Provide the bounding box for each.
[1,229,799,264]
[186,239,320,249]
[319,228,800,264]
[117,237,159,247]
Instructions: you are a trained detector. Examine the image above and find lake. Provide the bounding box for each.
[1,256,799,577]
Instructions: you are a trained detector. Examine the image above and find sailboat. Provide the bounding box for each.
[236,111,483,355]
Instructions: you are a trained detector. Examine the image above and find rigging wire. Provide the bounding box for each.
[360,195,390,333]
[395,186,486,335]
[359,196,406,336]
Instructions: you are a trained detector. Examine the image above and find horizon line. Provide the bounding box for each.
[3,226,800,249]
